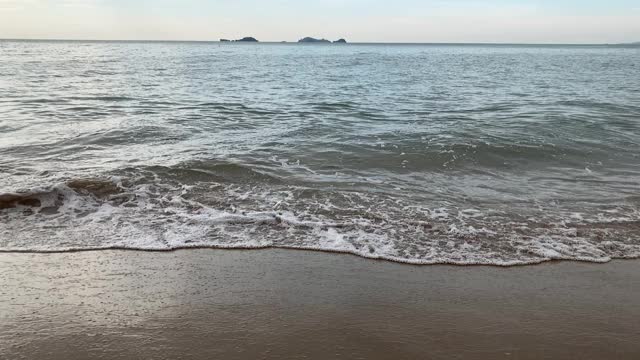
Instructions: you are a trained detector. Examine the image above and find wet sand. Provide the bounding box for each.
[1,250,639,359]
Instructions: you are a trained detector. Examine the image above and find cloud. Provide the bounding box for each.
[0,0,38,10]
[0,0,100,10]
[1,0,639,43]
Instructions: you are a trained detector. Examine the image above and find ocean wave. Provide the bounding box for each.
[1,174,639,266]
[66,96,136,102]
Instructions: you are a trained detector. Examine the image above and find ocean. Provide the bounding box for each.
[1,40,639,265]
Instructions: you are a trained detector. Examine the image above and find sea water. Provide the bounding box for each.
[1,40,639,265]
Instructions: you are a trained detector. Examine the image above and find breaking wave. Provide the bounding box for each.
[1,169,639,266]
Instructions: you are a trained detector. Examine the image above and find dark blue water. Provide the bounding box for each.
[1,41,639,265]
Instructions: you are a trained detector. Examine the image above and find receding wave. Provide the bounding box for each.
[1,170,638,266]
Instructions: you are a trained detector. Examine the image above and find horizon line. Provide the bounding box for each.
[1,38,638,46]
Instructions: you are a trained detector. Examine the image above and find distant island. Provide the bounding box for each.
[220,37,259,42]
[298,37,348,44]
[299,37,330,43]
[219,37,347,44]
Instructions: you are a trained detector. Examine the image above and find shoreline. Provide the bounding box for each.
[0,245,636,267]
[2,248,639,359]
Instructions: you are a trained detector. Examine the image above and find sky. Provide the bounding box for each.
[0,0,639,43]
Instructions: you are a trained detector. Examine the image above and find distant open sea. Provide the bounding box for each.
[1,40,639,265]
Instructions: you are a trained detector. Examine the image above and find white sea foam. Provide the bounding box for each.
[1,177,639,266]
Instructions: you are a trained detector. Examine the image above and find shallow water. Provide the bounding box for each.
[2,250,640,359]
[1,40,639,265]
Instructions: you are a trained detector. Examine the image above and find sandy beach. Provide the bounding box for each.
[1,249,639,359]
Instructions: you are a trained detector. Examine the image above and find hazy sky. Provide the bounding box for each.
[1,0,639,43]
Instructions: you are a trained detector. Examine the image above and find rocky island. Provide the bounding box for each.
[298,37,347,44]
[235,37,259,42]
[298,37,330,43]
[220,37,259,42]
